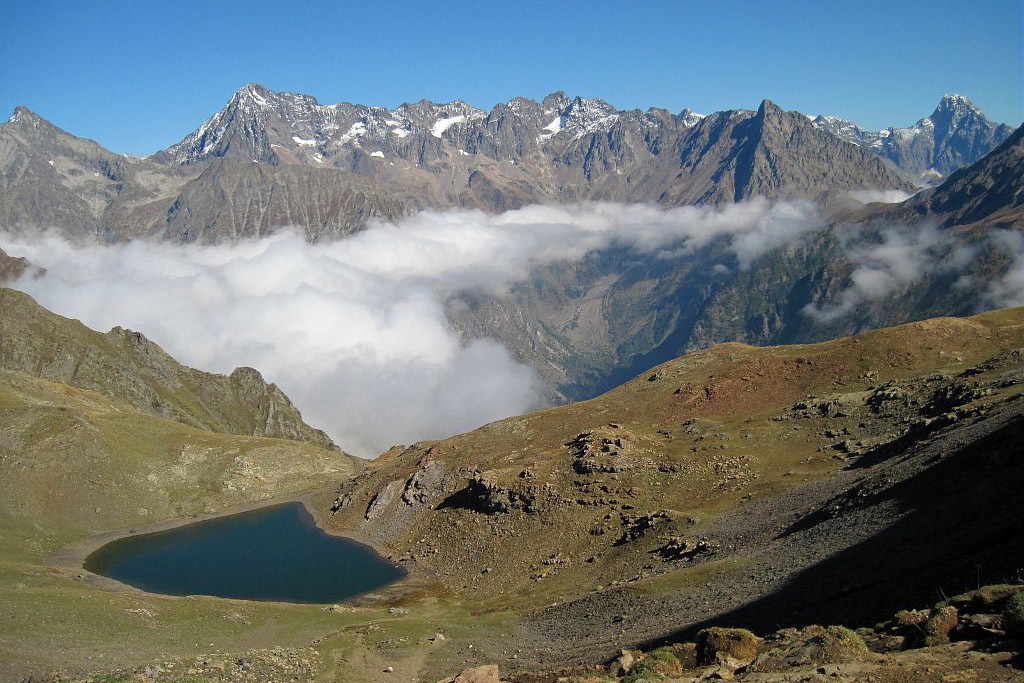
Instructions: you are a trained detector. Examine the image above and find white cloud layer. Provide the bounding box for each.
[803,224,1024,323]
[0,200,822,455]
[847,189,915,205]
[981,230,1024,309]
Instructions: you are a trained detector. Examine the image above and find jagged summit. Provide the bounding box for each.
[104,85,1017,189]
[7,106,41,124]
[934,92,984,118]
[679,107,705,127]
[809,93,1012,182]
[155,86,655,167]
[5,106,58,135]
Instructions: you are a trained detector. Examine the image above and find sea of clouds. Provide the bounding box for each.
[0,200,822,456]
[3,195,1020,456]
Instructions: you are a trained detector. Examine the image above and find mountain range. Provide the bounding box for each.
[1,86,1021,406]
[0,86,1011,243]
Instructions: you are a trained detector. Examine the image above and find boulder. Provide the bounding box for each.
[696,628,759,665]
[608,649,635,676]
[364,480,401,520]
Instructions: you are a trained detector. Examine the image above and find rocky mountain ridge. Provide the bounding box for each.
[161,86,1009,189]
[5,86,1010,243]
[0,288,338,449]
[322,306,1024,675]
[811,93,1014,182]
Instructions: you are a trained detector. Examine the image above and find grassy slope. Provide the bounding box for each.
[5,307,1024,681]
[0,363,372,679]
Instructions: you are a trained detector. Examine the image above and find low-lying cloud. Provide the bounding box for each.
[803,224,1024,323]
[847,189,915,205]
[1,200,822,455]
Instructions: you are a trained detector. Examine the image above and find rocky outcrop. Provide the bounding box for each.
[401,461,445,506]
[565,426,644,474]
[0,247,30,281]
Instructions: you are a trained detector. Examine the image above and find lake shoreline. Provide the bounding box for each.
[45,490,428,605]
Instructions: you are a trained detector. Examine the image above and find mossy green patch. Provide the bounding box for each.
[622,646,681,681]
[817,625,868,658]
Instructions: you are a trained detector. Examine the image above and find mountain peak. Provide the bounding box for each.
[755,99,786,123]
[933,93,984,121]
[756,99,782,115]
[541,91,571,112]
[236,82,269,97]
[228,83,324,111]
[7,106,45,126]
[680,108,705,127]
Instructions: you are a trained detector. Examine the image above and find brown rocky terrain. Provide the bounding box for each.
[322,308,1024,680]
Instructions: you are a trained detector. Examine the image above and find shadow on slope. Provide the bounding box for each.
[651,406,1024,645]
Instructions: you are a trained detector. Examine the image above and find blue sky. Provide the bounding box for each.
[2,0,1020,156]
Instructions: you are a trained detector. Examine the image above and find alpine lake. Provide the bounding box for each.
[84,502,405,603]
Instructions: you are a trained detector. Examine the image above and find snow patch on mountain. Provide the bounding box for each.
[431,115,466,138]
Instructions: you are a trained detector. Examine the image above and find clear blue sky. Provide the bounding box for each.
[2,0,1020,156]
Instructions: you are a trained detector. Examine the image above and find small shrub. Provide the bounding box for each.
[946,584,1024,613]
[891,609,928,630]
[621,669,665,683]
[1004,591,1024,637]
[622,647,682,682]
[919,606,958,646]
[818,625,868,657]
[643,647,682,676]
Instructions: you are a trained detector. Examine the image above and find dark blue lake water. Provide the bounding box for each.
[84,502,404,603]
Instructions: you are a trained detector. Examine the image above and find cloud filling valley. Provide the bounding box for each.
[1,200,829,455]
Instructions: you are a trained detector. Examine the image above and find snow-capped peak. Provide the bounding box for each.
[7,106,42,126]
[560,96,619,139]
[680,108,705,127]
[933,93,983,120]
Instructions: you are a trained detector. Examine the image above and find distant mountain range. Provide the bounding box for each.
[0,86,1011,243]
[811,93,1014,182]
[447,123,1024,399]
